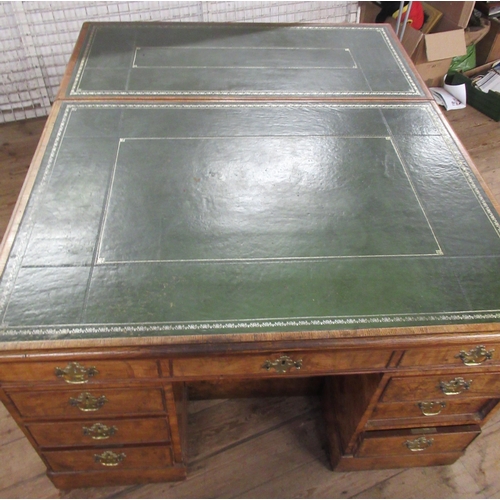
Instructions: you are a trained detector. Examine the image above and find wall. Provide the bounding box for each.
[0,1,359,123]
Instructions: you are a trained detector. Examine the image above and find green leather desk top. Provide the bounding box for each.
[61,23,427,99]
[1,101,499,342]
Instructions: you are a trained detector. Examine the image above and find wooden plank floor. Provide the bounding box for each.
[0,105,500,498]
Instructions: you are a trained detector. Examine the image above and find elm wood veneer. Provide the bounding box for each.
[0,359,159,383]
[332,450,466,471]
[169,348,394,378]
[355,425,482,457]
[27,416,172,448]
[45,445,174,472]
[7,387,167,418]
[2,344,500,484]
[0,378,187,488]
[381,372,500,402]
[367,398,498,427]
[398,344,500,368]
[2,22,500,489]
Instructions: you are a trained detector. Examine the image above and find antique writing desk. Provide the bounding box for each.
[1,23,500,489]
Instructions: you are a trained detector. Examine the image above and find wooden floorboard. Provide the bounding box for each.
[0,104,499,498]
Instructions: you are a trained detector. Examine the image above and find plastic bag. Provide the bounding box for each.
[448,45,476,73]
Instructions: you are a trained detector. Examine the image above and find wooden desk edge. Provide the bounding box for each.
[0,100,62,274]
[431,99,500,212]
[55,22,91,102]
[0,323,500,354]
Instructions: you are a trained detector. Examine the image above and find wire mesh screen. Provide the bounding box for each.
[1,1,358,123]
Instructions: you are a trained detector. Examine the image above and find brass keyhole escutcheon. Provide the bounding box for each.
[455,345,494,366]
[69,392,108,411]
[83,423,117,440]
[54,362,98,384]
[262,355,302,374]
[94,451,125,466]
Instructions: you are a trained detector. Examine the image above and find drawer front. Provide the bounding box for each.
[369,398,493,422]
[45,445,173,472]
[399,344,499,368]
[28,417,170,447]
[9,388,165,418]
[356,425,480,457]
[0,360,159,384]
[170,349,392,378]
[381,373,500,402]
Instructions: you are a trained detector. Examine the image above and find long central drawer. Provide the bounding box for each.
[169,349,392,378]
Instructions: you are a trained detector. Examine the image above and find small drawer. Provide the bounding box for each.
[399,344,499,368]
[369,398,494,423]
[44,445,173,472]
[170,349,392,378]
[381,373,500,402]
[9,387,165,418]
[27,417,171,448]
[356,425,480,457]
[0,359,159,385]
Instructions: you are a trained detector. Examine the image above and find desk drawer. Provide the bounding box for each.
[45,445,173,472]
[356,425,480,457]
[0,360,158,385]
[170,349,392,378]
[28,417,171,448]
[381,373,500,402]
[369,398,493,422]
[9,388,165,418]
[399,344,499,368]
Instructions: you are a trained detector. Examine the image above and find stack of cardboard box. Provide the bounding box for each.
[360,2,475,86]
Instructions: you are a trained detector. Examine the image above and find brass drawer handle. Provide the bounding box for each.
[94,451,126,467]
[455,345,494,366]
[404,436,434,452]
[439,377,472,396]
[69,392,108,411]
[262,355,302,374]
[83,423,117,440]
[417,401,446,416]
[54,362,98,384]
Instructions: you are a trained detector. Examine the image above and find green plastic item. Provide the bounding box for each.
[448,45,476,73]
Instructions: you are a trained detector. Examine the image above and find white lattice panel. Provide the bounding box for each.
[0,1,358,123]
[202,1,358,23]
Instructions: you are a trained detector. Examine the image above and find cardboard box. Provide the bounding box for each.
[476,17,500,65]
[411,2,474,64]
[359,2,473,61]
[359,2,474,88]
[415,58,454,87]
